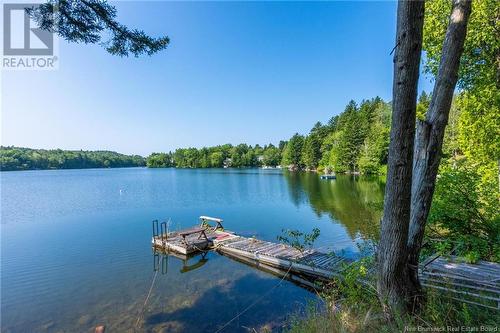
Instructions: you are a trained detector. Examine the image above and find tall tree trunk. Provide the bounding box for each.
[407,0,472,295]
[377,0,425,313]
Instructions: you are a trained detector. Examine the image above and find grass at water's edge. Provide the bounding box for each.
[287,295,500,333]
[286,258,500,333]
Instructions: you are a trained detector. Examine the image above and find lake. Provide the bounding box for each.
[0,168,384,332]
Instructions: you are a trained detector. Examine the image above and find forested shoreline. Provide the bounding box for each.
[0,147,145,171]
[146,96,392,174]
[2,0,499,329]
[0,96,393,174]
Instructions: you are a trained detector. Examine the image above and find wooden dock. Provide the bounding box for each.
[420,256,500,310]
[152,216,347,281]
[152,217,237,255]
[216,235,346,280]
[152,216,500,310]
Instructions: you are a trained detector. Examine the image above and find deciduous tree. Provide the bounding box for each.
[378,0,472,313]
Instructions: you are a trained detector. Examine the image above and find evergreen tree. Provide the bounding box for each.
[416,91,431,119]
[358,101,391,174]
[29,1,169,57]
[278,140,287,152]
[301,125,323,170]
[329,100,362,172]
[281,134,305,169]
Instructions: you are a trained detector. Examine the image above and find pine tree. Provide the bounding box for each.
[281,134,305,170]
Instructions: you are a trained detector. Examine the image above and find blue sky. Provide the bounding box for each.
[2,1,433,156]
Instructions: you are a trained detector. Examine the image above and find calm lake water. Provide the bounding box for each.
[1,168,384,332]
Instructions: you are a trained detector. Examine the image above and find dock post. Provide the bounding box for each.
[160,221,167,244]
[152,220,159,238]
[153,253,160,272]
[161,254,168,275]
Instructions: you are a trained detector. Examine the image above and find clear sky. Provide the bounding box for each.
[1,1,433,156]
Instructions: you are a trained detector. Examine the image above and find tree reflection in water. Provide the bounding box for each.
[283,171,385,242]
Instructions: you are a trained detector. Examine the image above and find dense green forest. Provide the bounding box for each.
[0,147,145,171]
[147,97,392,174]
[281,97,391,173]
[147,143,284,169]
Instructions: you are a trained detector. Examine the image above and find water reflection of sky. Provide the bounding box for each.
[1,168,383,332]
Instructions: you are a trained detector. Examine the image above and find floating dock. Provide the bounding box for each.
[152,216,237,255]
[152,216,347,281]
[152,216,500,310]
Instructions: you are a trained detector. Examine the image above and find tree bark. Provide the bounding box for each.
[377,0,425,313]
[407,0,472,296]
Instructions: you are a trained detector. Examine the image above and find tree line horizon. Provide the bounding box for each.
[2,0,498,320]
[0,95,395,173]
[146,96,393,173]
[0,87,483,177]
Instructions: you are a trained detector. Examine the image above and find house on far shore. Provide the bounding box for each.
[223,158,232,168]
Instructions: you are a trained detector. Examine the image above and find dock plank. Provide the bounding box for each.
[420,256,500,309]
[152,219,500,310]
[254,243,280,254]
